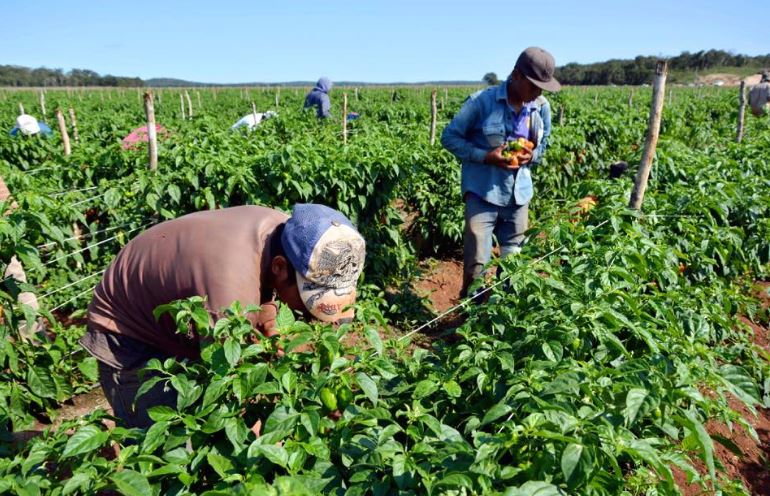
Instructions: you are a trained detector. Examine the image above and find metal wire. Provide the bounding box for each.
[51,284,98,312]
[397,219,610,342]
[37,221,139,249]
[43,222,152,267]
[38,270,105,300]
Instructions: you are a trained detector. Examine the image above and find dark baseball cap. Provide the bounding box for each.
[514,47,562,92]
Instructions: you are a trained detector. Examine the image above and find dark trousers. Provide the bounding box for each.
[98,361,177,429]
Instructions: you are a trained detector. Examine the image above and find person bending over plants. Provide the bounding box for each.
[80,204,365,428]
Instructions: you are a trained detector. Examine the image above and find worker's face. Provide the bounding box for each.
[510,71,543,103]
[271,256,312,319]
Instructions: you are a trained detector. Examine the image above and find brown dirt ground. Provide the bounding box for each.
[674,282,770,495]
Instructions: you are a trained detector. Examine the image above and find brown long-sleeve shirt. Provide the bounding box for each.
[81,205,288,368]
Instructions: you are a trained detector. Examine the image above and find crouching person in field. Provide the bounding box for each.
[80,204,366,428]
[9,114,52,137]
[231,110,277,131]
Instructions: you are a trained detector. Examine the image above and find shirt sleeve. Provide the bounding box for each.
[441,97,488,164]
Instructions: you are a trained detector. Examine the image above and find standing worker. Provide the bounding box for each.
[441,47,561,299]
[80,204,366,428]
[749,70,770,117]
[304,77,333,119]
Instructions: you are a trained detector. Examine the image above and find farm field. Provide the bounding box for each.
[0,84,769,495]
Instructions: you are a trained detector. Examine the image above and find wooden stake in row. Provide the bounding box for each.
[252,101,259,127]
[629,60,668,210]
[736,81,746,144]
[185,91,193,119]
[342,92,348,145]
[429,89,437,146]
[144,91,158,170]
[68,108,80,143]
[39,92,46,118]
[56,110,71,156]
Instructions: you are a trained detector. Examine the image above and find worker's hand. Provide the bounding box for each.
[484,145,520,170]
[254,302,279,338]
[516,149,533,165]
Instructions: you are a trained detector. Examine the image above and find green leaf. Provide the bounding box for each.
[77,357,99,382]
[355,372,378,405]
[225,417,249,451]
[560,443,593,485]
[481,402,512,427]
[504,481,563,496]
[413,379,438,399]
[110,469,153,496]
[27,366,57,399]
[364,326,383,356]
[275,303,295,330]
[62,425,109,458]
[253,444,289,468]
[443,380,462,398]
[62,471,93,495]
[142,420,170,453]
[171,375,203,410]
[207,451,235,478]
[623,388,649,427]
[202,376,231,408]
[435,473,474,489]
[680,411,715,482]
[148,405,177,422]
[223,338,241,367]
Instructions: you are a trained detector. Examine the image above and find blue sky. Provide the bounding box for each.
[1,0,766,83]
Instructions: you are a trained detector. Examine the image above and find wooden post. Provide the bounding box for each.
[628,90,633,108]
[185,91,193,119]
[157,90,162,105]
[39,92,46,118]
[736,81,746,143]
[355,87,359,101]
[629,60,668,210]
[275,88,280,108]
[179,93,186,120]
[342,93,348,144]
[18,103,25,115]
[144,91,158,170]
[252,101,259,128]
[196,91,201,110]
[430,89,438,145]
[56,110,71,156]
[558,105,565,126]
[68,108,80,143]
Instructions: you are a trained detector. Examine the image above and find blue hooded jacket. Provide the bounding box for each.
[304,77,332,119]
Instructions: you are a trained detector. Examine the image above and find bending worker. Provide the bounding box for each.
[80,204,366,428]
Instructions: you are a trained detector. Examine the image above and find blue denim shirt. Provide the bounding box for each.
[441,81,546,207]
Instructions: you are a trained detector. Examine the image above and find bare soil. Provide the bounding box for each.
[674,281,770,495]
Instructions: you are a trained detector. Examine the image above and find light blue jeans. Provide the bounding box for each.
[462,193,528,296]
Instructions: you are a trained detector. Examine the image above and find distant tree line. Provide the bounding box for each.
[555,50,770,85]
[0,65,143,87]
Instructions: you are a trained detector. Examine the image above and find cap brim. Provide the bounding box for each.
[296,270,356,323]
[526,75,562,92]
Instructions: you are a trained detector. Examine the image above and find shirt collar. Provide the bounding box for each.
[496,80,509,101]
